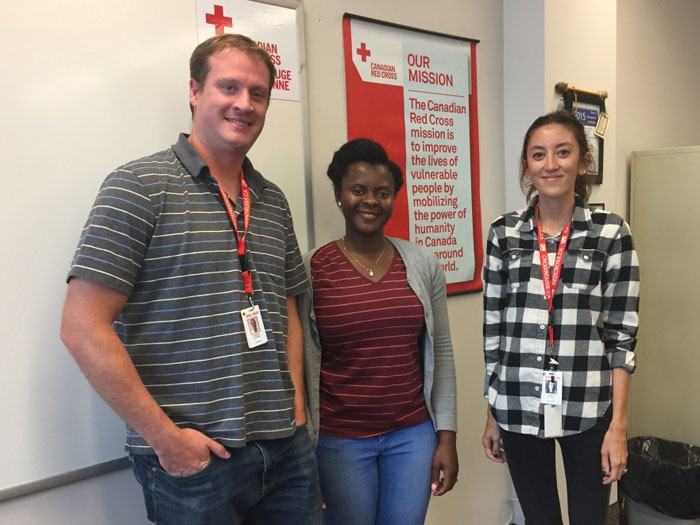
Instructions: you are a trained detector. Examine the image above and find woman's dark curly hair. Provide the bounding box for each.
[327,138,404,194]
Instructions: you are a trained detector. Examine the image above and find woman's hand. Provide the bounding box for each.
[431,430,458,496]
[601,423,627,485]
[602,368,631,484]
[482,406,506,463]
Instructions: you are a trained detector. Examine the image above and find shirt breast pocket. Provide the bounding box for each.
[504,248,534,289]
[561,249,605,291]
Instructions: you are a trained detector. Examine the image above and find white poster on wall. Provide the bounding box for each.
[195,1,300,101]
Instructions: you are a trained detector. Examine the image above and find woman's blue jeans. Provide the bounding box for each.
[315,419,437,525]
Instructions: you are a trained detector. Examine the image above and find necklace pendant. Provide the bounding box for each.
[368,270,374,277]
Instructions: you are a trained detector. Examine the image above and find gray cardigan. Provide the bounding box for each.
[299,237,457,445]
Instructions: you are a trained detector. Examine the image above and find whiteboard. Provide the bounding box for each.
[0,0,310,494]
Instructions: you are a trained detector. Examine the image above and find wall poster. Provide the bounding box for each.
[195,0,300,101]
[343,14,482,294]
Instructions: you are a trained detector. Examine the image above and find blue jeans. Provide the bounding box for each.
[130,426,322,525]
[315,419,437,525]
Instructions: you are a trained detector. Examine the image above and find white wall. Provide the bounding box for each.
[503,0,545,213]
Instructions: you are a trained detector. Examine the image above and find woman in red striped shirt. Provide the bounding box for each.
[300,139,458,525]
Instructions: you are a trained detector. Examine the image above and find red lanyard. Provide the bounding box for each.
[535,204,572,351]
[217,172,254,300]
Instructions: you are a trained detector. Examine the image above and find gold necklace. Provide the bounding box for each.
[341,237,387,278]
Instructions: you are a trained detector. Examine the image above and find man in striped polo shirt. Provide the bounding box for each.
[60,34,321,524]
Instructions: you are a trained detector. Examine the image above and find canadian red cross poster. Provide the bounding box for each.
[343,15,483,294]
[195,1,299,101]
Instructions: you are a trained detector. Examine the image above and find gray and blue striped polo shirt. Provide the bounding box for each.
[68,134,309,452]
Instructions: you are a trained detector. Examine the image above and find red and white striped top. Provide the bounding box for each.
[311,241,429,438]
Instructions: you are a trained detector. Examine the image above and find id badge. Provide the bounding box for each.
[241,305,268,348]
[544,404,563,437]
[541,370,563,405]
[542,370,563,438]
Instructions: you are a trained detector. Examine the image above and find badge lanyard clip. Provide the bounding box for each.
[238,251,255,308]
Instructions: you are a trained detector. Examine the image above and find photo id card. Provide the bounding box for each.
[541,370,563,406]
[241,305,268,348]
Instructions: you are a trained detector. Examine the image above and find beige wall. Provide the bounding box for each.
[544,0,620,214]
[616,0,700,216]
[617,0,700,445]
[302,1,512,523]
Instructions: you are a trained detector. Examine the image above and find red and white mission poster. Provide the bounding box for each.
[343,15,483,294]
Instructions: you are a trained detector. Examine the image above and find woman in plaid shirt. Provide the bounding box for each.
[481,111,639,524]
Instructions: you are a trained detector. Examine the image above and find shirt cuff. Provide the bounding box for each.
[608,349,636,373]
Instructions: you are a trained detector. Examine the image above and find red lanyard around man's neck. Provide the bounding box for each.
[535,204,572,356]
[216,171,254,301]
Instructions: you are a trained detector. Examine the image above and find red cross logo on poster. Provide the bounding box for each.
[195,0,301,101]
[205,5,233,35]
[356,42,371,62]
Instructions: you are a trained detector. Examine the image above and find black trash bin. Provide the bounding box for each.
[619,436,700,521]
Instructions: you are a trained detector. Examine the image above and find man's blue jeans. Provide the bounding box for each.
[130,426,322,524]
[315,419,437,525]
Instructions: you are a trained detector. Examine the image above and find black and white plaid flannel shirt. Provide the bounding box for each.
[483,197,639,437]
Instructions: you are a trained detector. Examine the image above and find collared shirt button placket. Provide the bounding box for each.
[537,322,547,364]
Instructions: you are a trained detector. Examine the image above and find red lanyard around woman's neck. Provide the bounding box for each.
[535,204,572,363]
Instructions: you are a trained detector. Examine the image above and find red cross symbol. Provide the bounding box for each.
[206,5,233,36]
[356,42,371,62]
